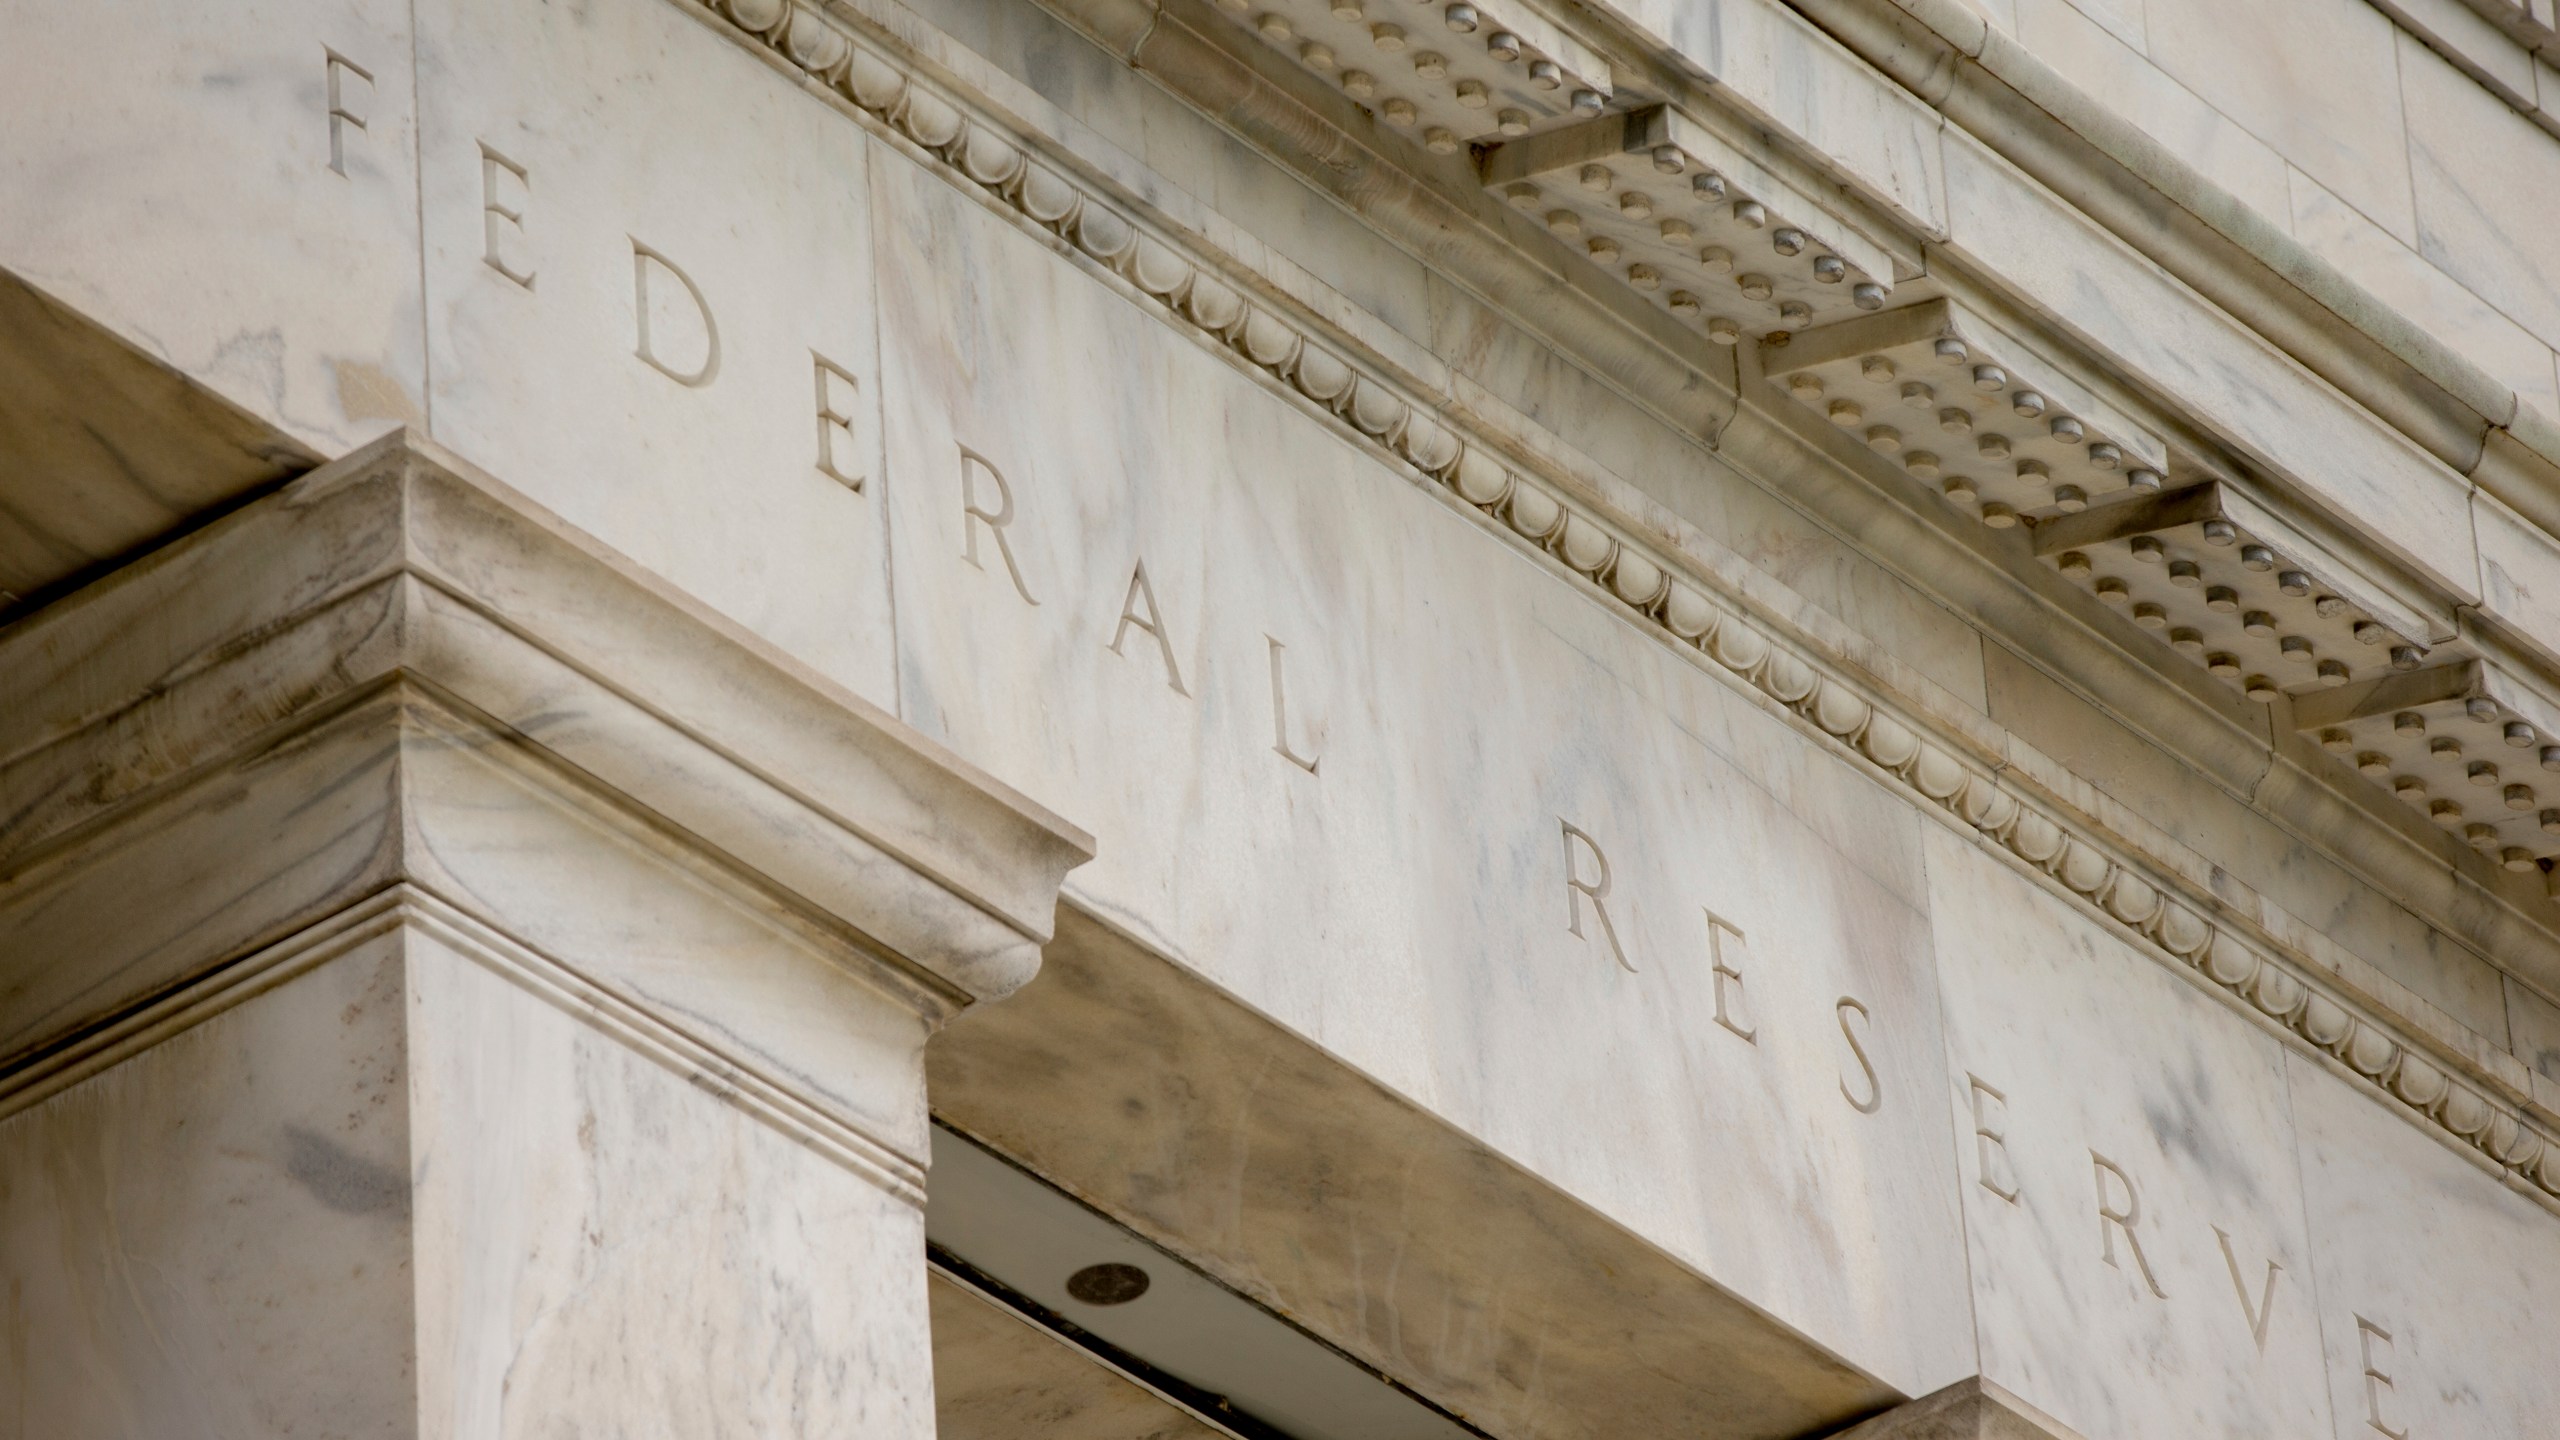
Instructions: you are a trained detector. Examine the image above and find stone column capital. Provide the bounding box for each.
[0,428,1093,1059]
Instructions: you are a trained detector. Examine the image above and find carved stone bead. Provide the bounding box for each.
[2389,1052,2449,1110]
[1911,745,1965,800]
[845,45,908,111]
[1710,619,1770,675]
[1238,308,1300,369]
[898,88,964,148]
[1347,376,1407,438]
[1661,584,1720,642]
[2104,871,2160,927]
[1183,274,1244,333]
[1558,513,1615,574]
[2298,992,2353,1049]
[2247,963,2304,1021]
[1290,344,1355,403]
[2007,812,2064,865]
[1017,164,1081,225]
[1957,774,2017,832]
[2155,902,2210,957]
[784,4,852,77]
[1813,681,1870,739]
[1863,714,1920,771]
[2343,1021,2398,1078]
[1400,413,1460,474]
[1759,651,1817,704]
[1609,550,1666,607]
[2202,932,2259,988]
[1130,237,1192,299]
[2439,1083,2491,1139]
[1506,481,1562,539]
[1072,204,1134,262]
[723,0,791,33]
[1450,446,1511,506]
[2056,840,2110,895]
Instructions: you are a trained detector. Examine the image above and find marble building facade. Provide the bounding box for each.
[6,0,2560,1435]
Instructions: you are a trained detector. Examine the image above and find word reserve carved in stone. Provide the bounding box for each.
[1483,107,1890,344]
[1775,298,2162,525]
[1207,0,1611,157]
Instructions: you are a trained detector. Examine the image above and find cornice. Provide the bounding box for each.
[697,0,2560,1208]
[1776,0,2560,535]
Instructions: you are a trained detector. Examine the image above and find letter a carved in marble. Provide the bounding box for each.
[1109,559,1189,696]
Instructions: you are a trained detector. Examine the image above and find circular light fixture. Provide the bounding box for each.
[1065,1262,1152,1306]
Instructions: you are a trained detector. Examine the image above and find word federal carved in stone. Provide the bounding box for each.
[695,0,2560,1217]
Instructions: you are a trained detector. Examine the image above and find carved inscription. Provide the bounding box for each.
[1560,822,1634,972]
[1265,636,1321,774]
[1109,560,1189,696]
[958,448,1038,605]
[2356,1316,2408,1439]
[1835,997,1882,1114]
[631,240,721,387]
[2214,1226,2282,1354]
[478,143,535,288]
[2090,1151,2170,1300]
[1704,911,1755,1043]
[323,49,372,177]
[812,353,863,489]
[1967,1074,2020,1203]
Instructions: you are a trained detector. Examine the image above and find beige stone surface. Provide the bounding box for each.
[2404,27,2560,355]
[1924,827,2338,1440]
[0,0,425,452]
[929,1275,1225,1440]
[415,0,898,698]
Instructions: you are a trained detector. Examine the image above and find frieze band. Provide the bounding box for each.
[692,0,2560,1211]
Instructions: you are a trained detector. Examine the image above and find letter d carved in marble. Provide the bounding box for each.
[958,447,1036,606]
[1560,821,1634,973]
[631,239,721,387]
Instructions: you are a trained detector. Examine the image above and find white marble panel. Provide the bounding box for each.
[1925,827,2337,1440]
[2141,0,2414,240]
[0,0,424,450]
[415,0,896,697]
[2290,166,2560,419]
[872,153,1973,1393]
[1938,126,2481,599]
[404,922,935,1439]
[2287,1045,2560,1440]
[0,937,417,1436]
[2404,28,2560,356]
[2012,0,2290,228]
[1588,0,1948,236]
[2476,488,2560,672]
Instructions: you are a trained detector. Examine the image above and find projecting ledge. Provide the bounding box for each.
[1819,1378,2082,1440]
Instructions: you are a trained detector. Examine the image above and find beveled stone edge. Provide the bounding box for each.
[699,0,2560,1207]
[0,432,1095,1006]
[1821,1376,2083,1439]
[0,883,932,1204]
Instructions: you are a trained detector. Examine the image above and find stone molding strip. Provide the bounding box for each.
[0,885,932,1206]
[699,0,2560,1206]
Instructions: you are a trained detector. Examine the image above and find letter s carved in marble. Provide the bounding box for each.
[1836,997,1881,1114]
